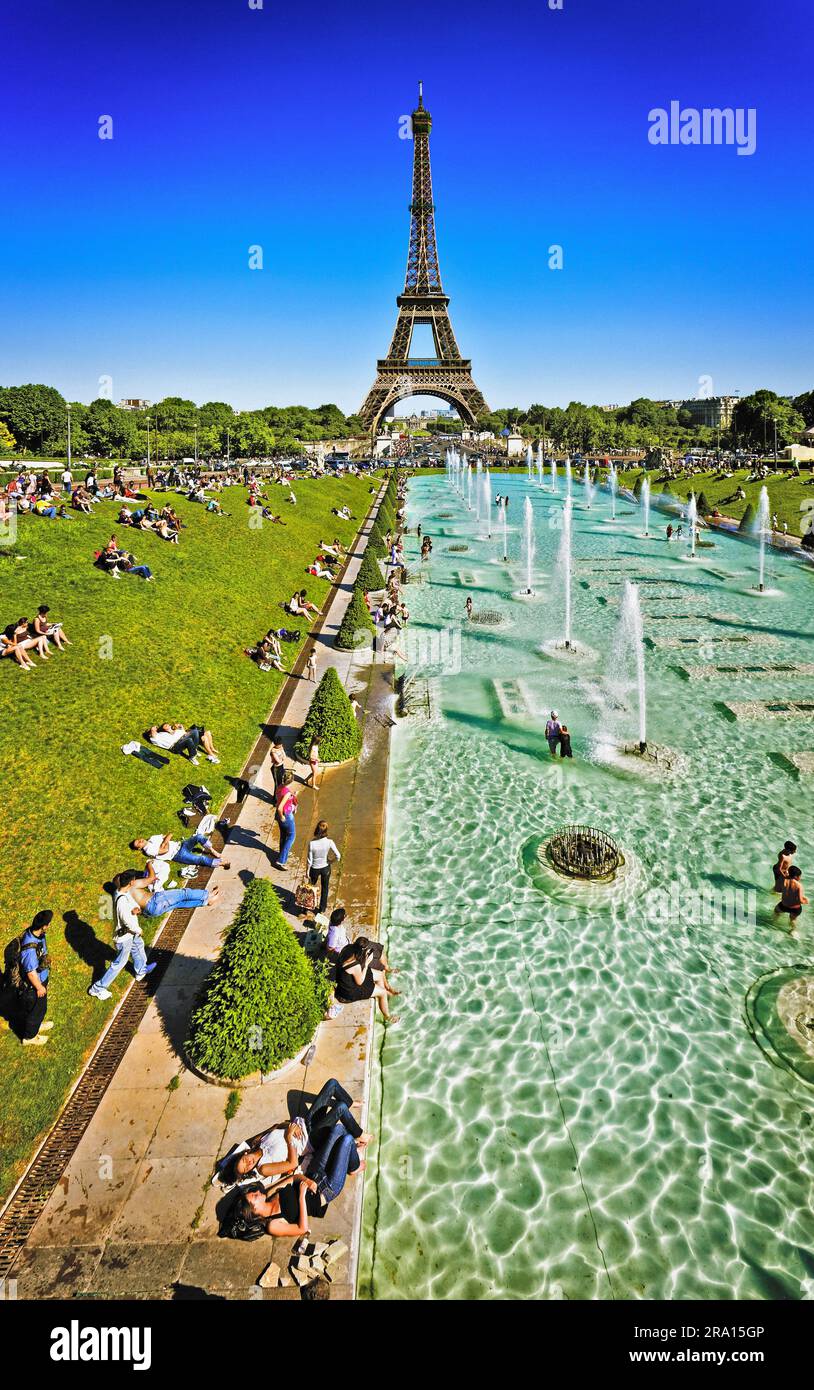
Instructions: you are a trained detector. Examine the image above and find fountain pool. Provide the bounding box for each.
[359,472,814,1302]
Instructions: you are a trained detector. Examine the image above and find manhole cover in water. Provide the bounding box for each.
[470,610,505,626]
[448,544,469,553]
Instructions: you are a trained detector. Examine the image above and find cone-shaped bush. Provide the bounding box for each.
[695,491,711,515]
[294,665,363,762]
[660,480,673,496]
[632,473,644,499]
[336,585,376,650]
[357,545,386,592]
[739,501,757,533]
[186,880,330,1079]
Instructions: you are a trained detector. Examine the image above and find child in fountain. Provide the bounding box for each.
[465,596,473,620]
[774,865,808,922]
[772,840,797,893]
[559,723,573,758]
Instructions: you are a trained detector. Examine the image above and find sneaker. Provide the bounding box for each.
[180,865,198,879]
[188,755,200,766]
[206,754,220,764]
[40,1021,55,1031]
[166,878,179,888]
[135,963,157,982]
[88,985,112,1000]
[22,1034,50,1045]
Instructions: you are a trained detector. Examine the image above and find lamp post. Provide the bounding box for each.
[66,403,72,470]
[146,415,151,469]
[226,428,231,465]
[194,424,198,466]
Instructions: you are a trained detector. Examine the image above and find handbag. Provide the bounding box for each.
[294,882,317,911]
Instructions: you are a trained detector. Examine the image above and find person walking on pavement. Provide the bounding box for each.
[307,820,341,916]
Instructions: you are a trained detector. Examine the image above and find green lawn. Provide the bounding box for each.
[617,464,814,537]
[0,473,373,1201]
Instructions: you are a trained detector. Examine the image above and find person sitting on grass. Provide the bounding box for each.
[260,506,286,523]
[147,722,221,764]
[1,626,38,671]
[98,534,154,580]
[161,503,184,531]
[131,829,230,871]
[30,605,71,652]
[286,590,317,620]
[71,485,94,513]
[4,618,50,663]
[245,631,286,673]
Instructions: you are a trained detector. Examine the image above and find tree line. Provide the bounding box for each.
[0,382,811,459]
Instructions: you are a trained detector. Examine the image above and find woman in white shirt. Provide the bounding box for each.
[307,820,340,916]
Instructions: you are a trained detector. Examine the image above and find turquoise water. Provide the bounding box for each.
[359,472,814,1301]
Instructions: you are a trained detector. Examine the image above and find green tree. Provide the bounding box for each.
[733,390,805,449]
[186,880,330,1079]
[294,666,363,762]
[0,383,67,451]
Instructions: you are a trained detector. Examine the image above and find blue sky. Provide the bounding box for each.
[2,0,812,413]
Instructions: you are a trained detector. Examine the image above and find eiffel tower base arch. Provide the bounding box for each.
[358,364,488,435]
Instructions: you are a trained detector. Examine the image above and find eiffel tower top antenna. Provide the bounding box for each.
[418,79,423,106]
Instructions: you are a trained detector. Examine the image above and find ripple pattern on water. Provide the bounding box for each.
[359,475,814,1301]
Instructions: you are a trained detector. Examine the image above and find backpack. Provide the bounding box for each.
[5,934,46,993]
[219,1185,267,1242]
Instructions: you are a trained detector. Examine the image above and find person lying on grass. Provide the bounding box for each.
[147,722,221,764]
[109,863,219,923]
[307,557,335,581]
[131,829,230,871]
[260,506,286,523]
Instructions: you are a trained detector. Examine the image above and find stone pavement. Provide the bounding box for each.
[5,490,394,1301]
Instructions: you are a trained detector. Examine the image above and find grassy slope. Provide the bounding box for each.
[617,465,814,537]
[0,474,372,1200]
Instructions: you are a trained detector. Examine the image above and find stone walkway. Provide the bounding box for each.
[5,493,394,1301]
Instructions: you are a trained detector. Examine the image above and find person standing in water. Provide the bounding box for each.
[465,596,473,620]
[559,723,573,758]
[545,711,562,757]
[775,866,808,923]
[772,840,797,893]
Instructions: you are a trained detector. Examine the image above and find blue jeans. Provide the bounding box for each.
[126,564,152,579]
[94,931,147,990]
[278,813,296,867]
[309,1122,360,1204]
[143,887,208,916]
[307,1077,362,1144]
[175,835,218,867]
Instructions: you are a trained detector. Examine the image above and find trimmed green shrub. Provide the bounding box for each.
[336,584,376,650]
[695,491,711,515]
[739,501,757,533]
[632,473,644,499]
[660,480,673,496]
[294,665,363,762]
[357,546,386,592]
[186,880,330,1079]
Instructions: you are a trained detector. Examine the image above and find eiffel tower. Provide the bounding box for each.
[358,84,489,433]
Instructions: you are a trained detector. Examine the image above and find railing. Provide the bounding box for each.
[406,358,442,366]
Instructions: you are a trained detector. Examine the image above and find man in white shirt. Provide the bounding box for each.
[88,868,158,1000]
[131,831,229,871]
[147,723,221,765]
